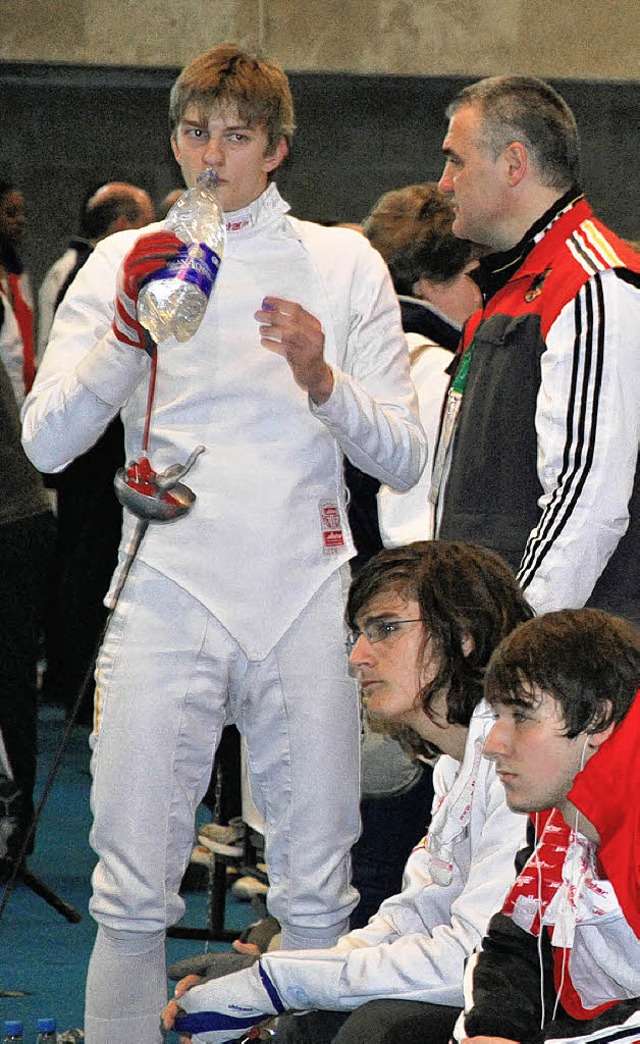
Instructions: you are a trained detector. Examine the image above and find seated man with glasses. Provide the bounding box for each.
[164,540,532,1044]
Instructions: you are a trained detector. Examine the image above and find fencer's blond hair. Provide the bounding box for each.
[169,43,295,153]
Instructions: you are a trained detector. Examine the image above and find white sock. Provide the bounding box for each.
[280,918,349,950]
[85,925,166,1044]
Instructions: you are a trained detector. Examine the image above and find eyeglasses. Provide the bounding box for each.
[346,618,422,652]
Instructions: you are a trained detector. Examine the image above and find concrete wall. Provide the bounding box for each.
[1,1,638,289]
[1,0,638,79]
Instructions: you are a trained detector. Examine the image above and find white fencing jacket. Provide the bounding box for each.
[22,184,425,658]
[259,701,527,1010]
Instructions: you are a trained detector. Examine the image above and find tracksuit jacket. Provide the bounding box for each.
[438,193,640,621]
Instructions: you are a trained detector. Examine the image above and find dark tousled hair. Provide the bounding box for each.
[346,540,533,736]
[363,182,479,295]
[484,608,640,737]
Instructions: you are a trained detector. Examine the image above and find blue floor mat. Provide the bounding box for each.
[0,706,256,1037]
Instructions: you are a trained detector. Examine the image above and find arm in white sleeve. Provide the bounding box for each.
[518,270,640,613]
[0,293,26,407]
[260,759,525,1012]
[311,242,426,493]
[378,342,453,544]
[21,232,151,473]
[37,251,76,360]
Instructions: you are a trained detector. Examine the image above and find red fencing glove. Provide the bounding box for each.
[112,230,183,352]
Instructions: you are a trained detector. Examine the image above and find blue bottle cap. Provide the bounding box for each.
[3,1022,23,1034]
[37,1020,57,1032]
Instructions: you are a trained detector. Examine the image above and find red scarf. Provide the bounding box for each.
[568,693,640,939]
[501,813,616,1020]
[501,698,640,1020]
[8,272,35,394]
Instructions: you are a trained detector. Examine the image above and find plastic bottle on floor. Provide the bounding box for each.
[2,1021,23,1043]
[35,1020,56,1044]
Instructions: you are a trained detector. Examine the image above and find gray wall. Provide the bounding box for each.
[2,62,638,291]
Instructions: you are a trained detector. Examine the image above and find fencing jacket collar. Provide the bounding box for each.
[471,185,584,303]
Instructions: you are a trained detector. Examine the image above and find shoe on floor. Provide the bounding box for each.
[190,844,214,868]
[236,914,281,954]
[231,875,269,901]
[198,817,244,846]
[197,834,244,859]
[167,949,258,982]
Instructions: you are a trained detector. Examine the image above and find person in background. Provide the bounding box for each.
[157,187,185,220]
[164,540,531,1044]
[21,43,425,1044]
[363,182,482,547]
[346,184,483,929]
[38,182,155,357]
[0,179,35,404]
[434,76,640,623]
[456,608,640,1044]
[0,297,53,877]
[39,182,155,726]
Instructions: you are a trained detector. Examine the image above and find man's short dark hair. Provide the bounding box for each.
[484,608,640,737]
[347,540,533,735]
[83,188,149,240]
[447,76,581,191]
[363,182,479,295]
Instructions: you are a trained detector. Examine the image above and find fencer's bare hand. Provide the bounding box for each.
[162,973,202,1034]
[255,296,334,405]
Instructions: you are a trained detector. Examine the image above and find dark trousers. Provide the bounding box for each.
[276,999,459,1044]
[350,764,434,929]
[43,419,123,722]
[0,511,53,860]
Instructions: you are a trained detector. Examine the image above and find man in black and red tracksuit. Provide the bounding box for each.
[434,76,640,623]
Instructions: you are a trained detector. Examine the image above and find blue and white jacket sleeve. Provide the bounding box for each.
[175,960,284,1043]
[518,269,640,613]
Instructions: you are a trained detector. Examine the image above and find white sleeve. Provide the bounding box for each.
[21,233,150,473]
[37,253,76,360]
[0,293,27,407]
[261,761,525,1012]
[378,343,453,544]
[310,244,426,493]
[518,269,640,613]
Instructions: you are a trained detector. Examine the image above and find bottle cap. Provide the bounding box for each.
[196,167,220,189]
[3,1022,23,1035]
[37,1020,57,1033]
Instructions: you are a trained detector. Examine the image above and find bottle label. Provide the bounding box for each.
[149,243,221,297]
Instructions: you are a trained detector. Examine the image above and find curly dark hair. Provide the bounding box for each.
[363,183,478,295]
[484,608,640,737]
[346,541,533,743]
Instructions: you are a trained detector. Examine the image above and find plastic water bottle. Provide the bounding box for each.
[137,168,225,343]
[35,1019,56,1043]
[2,1021,23,1043]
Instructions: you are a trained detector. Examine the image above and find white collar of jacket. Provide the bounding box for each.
[426,701,493,886]
[223,182,291,239]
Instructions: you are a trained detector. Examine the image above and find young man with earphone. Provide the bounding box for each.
[456,608,640,1044]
